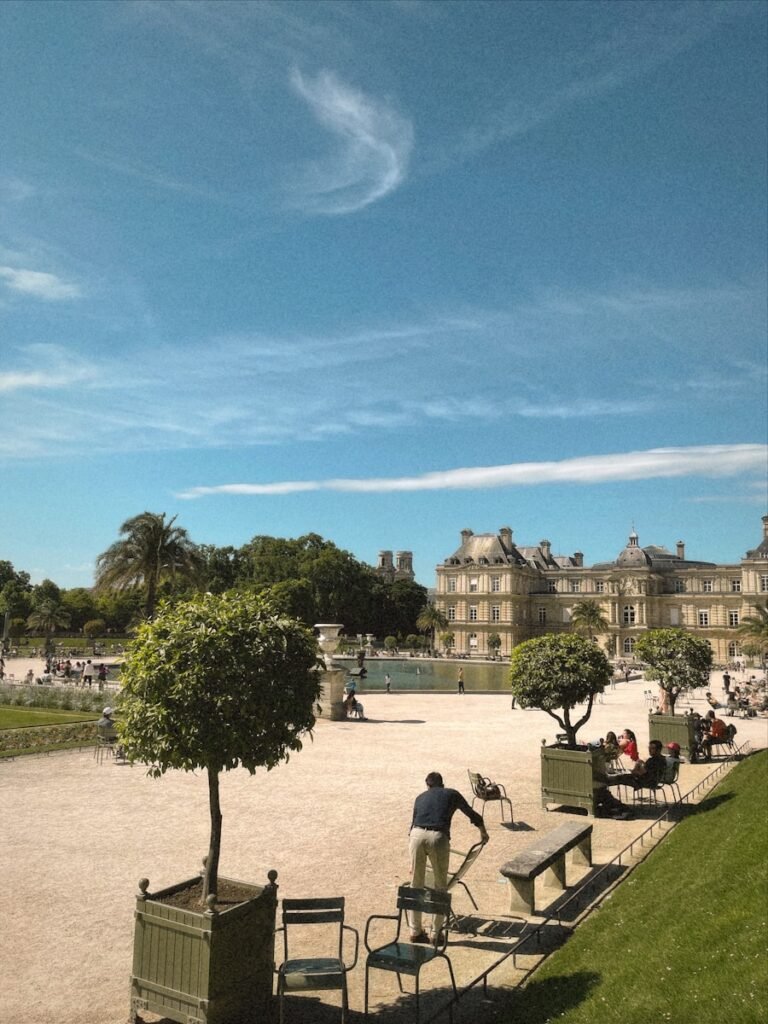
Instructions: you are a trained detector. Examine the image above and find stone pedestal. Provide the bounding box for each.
[315,623,348,722]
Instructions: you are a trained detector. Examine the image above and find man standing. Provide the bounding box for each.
[408,772,488,943]
[722,670,731,695]
[457,667,464,694]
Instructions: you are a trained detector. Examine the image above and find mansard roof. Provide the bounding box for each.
[745,516,768,560]
[444,532,528,567]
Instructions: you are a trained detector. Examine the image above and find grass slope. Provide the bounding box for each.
[498,751,768,1024]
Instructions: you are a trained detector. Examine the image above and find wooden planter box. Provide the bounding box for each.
[647,713,698,762]
[130,872,277,1024]
[541,743,605,816]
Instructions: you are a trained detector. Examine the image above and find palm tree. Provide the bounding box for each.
[416,603,448,654]
[570,599,610,641]
[27,600,71,657]
[737,600,768,661]
[95,512,201,620]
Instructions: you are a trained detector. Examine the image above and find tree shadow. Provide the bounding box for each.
[678,791,735,817]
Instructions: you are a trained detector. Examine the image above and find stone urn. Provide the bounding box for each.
[315,623,347,721]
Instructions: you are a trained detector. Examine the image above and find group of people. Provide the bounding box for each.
[591,727,679,818]
[39,658,110,688]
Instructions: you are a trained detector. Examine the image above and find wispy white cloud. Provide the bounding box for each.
[445,1,746,163]
[0,265,81,301]
[287,68,413,214]
[0,345,98,393]
[0,177,36,202]
[177,444,767,499]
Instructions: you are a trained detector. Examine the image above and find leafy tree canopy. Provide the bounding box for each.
[635,629,713,713]
[119,591,321,900]
[509,633,611,745]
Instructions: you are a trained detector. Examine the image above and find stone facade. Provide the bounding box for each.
[434,516,768,663]
[375,549,415,583]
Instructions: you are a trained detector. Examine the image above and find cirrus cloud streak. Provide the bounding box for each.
[178,444,767,499]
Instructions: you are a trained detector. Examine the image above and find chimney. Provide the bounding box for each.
[574,551,583,567]
[676,541,685,560]
[499,526,513,548]
[460,528,474,544]
[540,539,551,560]
[763,515,768,540]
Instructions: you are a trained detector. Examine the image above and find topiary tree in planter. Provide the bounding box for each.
[509,633,611,747]
[120,589,320,902]
[635,628,712,714]
[121,591,320,1024]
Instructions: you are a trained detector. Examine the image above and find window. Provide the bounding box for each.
[538,607,547,624]
[669,607,680,625]
[623,637,635,655]
[761,575,768,593]
[491,576,501,593]
[698,611,709,627]
[547,580,557,593]
[468,632,478,650]
[563,608,572,623]
[623,605,636,625]
[728,641,742,659]
[469,577,479,593]
[729,610,740,627]
[569,580,581,593]
[469,605,478,622]
[448,576,457,593]
[674,579,686,593]
[595,580,605,594]
[730,579,741,593]
[491,605,500,622]
[702,579,713,593]
[447,606,456,621]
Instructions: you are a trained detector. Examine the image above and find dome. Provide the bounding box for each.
[617,529,651,568]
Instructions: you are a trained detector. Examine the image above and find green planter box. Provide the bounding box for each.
[130,872,278,1024]
[541,743,605,816]
[648,713,698,762]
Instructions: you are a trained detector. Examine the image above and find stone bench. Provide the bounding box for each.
[499,821,593,915]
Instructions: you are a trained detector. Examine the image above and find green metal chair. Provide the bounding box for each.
[467,770,514,822]
[364,885,457,1023]
[275,896,359,1024]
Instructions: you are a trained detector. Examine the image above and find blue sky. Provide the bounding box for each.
[1,0,766,590]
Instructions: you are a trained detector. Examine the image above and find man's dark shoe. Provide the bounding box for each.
[409,932,429,944]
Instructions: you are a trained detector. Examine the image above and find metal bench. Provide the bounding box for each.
[499,821,593,915]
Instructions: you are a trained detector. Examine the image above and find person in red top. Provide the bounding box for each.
[700,712,728,760]
[618,728,639,762]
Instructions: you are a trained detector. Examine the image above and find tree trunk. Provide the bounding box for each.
[203,767,222,903]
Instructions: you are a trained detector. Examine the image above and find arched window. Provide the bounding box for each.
[727,641,742,659]
[623,637,636,655]
[623,605,636,625]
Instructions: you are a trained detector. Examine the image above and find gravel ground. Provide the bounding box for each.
[1,661,765,1024]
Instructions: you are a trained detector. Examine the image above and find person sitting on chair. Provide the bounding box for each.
[608,740,666,791]
[700,712,727,759]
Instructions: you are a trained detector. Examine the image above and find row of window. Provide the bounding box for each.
[446,575,768,594]
[447,605,742,627]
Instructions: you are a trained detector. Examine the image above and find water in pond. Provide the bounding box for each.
[341,658,509,692]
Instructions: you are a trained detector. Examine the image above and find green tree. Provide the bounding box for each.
[118,592,320,902]
[0,580,33,621]
[405,633,420,653]
[737,600,768,662]
[384,635,398,654]
[26,600,71,655]
[634,628,713,714]
[487,632,502,658]
[61,588,98,632]
[416,603,448,653]
[95,512,201,620]
[569,599,610,640]
[440,631,455,652]
[83,618,107,638]
[509,634,611,746]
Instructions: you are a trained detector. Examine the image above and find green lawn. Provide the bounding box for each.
[0,707,99,729]
[495,751,768,1024]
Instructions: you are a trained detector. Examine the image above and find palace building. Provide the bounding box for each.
[433,516,768,663]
